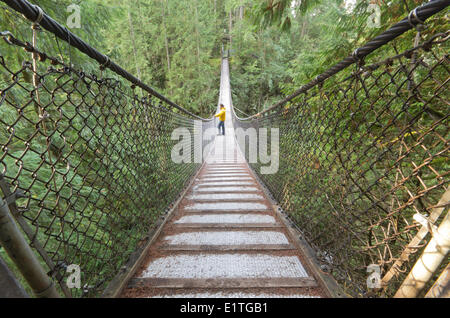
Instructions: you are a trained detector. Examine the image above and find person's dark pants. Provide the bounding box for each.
[218,120,225,135]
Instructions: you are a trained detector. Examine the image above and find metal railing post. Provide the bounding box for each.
[0,255,29,297]
[425,263,449,298]
[395,212,450,298]
[0,197,60,298]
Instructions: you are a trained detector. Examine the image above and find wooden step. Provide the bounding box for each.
[196,182,257,187]
[206,164,247,168]
[192,188,262,194]
[184,202,270,211]
[204,169,249,171]
[159,244,296,251]
[128,277,318,289]
[202,174,251,178]
[173,223,283,229]
[200,178,254,182]
[185,198,265,203]
[182,210,272,214]
[187,193,264,201]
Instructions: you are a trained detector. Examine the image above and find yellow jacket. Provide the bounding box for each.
[215,109,226,121]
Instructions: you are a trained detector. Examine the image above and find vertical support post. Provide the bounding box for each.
[0,197,60,297]
[425,263,449,298]
[0,255,29,298]
[395,212,450,298]
[382,188,450,287]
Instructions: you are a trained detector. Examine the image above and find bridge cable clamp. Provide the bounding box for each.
[408,8,426,31]
[100,55,111,70]
[409,7,427,50]
[29,5,44,30]
[352,48,363,63]
[0,31,14,45]
[352,48,365,71]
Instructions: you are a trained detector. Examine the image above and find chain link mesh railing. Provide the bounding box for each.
[0,2,214,297]
[232,3,449,297]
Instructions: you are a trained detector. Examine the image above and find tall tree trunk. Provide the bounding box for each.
[161,0,171,72]
[136,0,143,23]
[194,0,201,63]
[300,19,308,39]
[259,27,266,112]
[128,9,141,80]
[229,10,233,52]
[194,0,202,115]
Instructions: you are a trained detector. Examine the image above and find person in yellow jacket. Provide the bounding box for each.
[215,104,226,135]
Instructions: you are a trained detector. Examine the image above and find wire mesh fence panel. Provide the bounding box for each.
[0,15,214,296]
[232,26,449,297]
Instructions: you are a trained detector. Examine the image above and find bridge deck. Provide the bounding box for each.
[120,104,326,297]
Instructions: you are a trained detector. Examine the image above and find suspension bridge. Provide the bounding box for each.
[0,0,449,298]
[119,58,329,298]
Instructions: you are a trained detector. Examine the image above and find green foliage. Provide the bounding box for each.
[1,0,447,298]
[247,0,326,31]
[103,0,223,118]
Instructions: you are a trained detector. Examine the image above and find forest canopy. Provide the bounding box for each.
[1,0,437,118]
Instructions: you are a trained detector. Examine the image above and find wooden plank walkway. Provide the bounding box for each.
[120,119,325,298]
[119,58,328,298]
